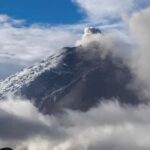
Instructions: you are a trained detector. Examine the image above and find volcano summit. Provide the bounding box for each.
[0,28,140,114]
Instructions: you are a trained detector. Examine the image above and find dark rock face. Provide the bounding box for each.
[0,148,13,150]
[19,47,140,114]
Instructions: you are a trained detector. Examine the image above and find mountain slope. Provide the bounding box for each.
[0,28,140,114]
[0,49,65,98]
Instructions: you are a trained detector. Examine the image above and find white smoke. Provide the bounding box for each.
[76,28,131,60]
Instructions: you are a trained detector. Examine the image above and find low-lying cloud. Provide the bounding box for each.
[73,0,133,22]
[1,97,150,150]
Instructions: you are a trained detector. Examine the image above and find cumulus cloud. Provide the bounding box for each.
[1,97,150,150]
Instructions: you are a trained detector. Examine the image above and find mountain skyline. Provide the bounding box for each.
[0,27,142,115]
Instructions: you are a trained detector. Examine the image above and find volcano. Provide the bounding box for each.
[0,28,140,114]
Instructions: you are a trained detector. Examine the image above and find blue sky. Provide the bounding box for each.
[0,0,149,26]
[0,0,84,24]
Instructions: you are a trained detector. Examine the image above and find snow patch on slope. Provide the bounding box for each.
[0,50,65,98]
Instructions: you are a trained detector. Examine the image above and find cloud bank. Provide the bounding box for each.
[0,97,150,150]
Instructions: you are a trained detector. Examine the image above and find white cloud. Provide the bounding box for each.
[73,0,133,22]
[1,97,150,150]
[0,97,66,148]
[0,16,81,79]
[125,8,150,99]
